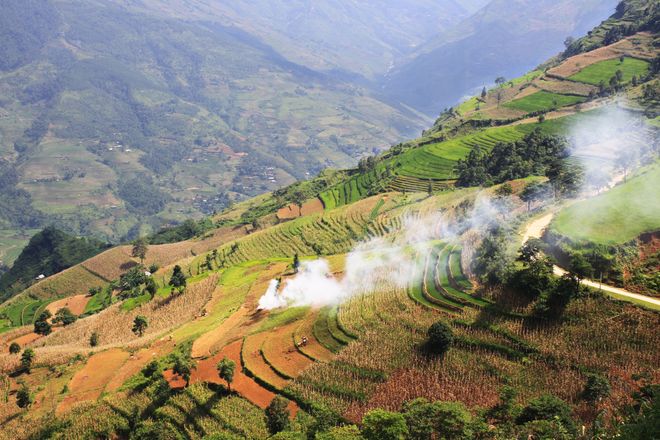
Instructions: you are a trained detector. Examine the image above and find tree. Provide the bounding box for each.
[34,310,52,335]
[216,357,236,391]
[488,386,520,425]
[426,321,453,355]
[361,409,409,440]
[481,87,487,99]
[402,398,439,440]
[16,383,32,408]
[9,342,20,355]
[616,148,637,182]
[292,253,300,274]
[583,373,611,403]
[131,237,149,264]
[173,356,192,387]
[205,253,213,271]
[434,401,473,439]
[53,307,77,326]
[569,252,593,290]
[495,77,506,87]
[169,265,187,294]
[132,315,148,337]
[564,36,575,49]
[145,277,157,299]
[291,190,306,216]
[89,332,99,347]
[516,394,576,435]
[520,182,546,211]
[495,183,513,197]
[316,425,363,440]
[21,348,35,373]
[265,396,290,435]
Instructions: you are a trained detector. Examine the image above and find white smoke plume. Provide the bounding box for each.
[567,102,656,192]
[257,195,509,310]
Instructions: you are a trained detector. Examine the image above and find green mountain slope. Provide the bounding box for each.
[0,226,107,302]
[0,0,429,247]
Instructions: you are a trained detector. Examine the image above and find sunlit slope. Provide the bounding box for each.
[551,163,660,244]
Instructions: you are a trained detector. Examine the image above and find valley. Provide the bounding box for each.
[0,1,658,438]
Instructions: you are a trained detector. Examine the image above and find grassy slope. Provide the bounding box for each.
[552,163,660,244]
[569,57,650,85]
[504,90,585,113]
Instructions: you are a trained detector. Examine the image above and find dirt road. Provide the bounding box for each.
[522,212,660,309]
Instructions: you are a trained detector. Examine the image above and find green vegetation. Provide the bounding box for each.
[569,57,650,85]
[504,90,585,113]
[552,164,660,244]
[0,227,107,302]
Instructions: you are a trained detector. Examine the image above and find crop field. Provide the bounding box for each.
[569,57,650,85]
[504,90,585,113]
[551,163,660,244]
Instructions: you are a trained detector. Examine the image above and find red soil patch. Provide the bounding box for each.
[167,340,298,415]
[277,198,324,220]
[46,294,91,317]
[243,332,290,390]
[261,323,314,379]
[105,338,176,392]
[8,332,41,349]
[57,348,130,414]
[294,312,334,363]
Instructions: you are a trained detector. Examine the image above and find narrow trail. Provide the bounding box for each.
[522,212,660,308]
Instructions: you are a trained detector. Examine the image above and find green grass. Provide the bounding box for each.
[504,90,585,113]
[84,286,113,314]
[569,57,650,85]
[256,306,309,333]
[552,163,660,244]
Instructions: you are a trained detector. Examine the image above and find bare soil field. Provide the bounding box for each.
[277,198,324,220]
[105,337,176,392]
[46,294,91,317]
[57,348,130,414]
[261,323,314,379]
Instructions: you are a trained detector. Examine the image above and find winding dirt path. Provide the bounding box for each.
[522,212,660,308]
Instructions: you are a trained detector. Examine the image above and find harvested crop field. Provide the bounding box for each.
[57,348,130,414]
[105,338,176,392]
[549,32,655,78]
[277,198,324,220]
[46,294,91,317]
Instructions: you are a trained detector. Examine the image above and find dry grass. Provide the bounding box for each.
[549,32,655,78]
[0,274,219,371]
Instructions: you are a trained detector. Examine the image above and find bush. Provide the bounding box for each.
[517,394,576,435]
[583,373,611,402]
[9,342,20,354]
[361,409,409,440]
[266,396,290,435]
[89,332,99,347]
[20,348,35,373]
[316,425,363,440]
[434,401,473,439]
[16,383,32,408]
[426,321,454,355]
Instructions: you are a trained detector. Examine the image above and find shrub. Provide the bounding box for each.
[20,348,35,373]
[517,394,576,434]
[16,383,32,408]
[426,321,454,355]
[361,409,409,440]
[583,373,611,402]
[34,310,52,335]
[89,331,99,347]
[9,342,20,354]
[316,425,363,440]
[434,401,473,439]
[143,360,160,378]
[53,307,77,326]
[266,396,290,435]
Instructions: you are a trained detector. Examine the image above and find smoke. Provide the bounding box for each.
[257,195,509,310]
[567,103,655,192]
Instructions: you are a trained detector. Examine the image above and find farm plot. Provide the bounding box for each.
[504,90,585,113]
[569,57,650,85]
[57,348,130,414]
[152,384,270,439]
